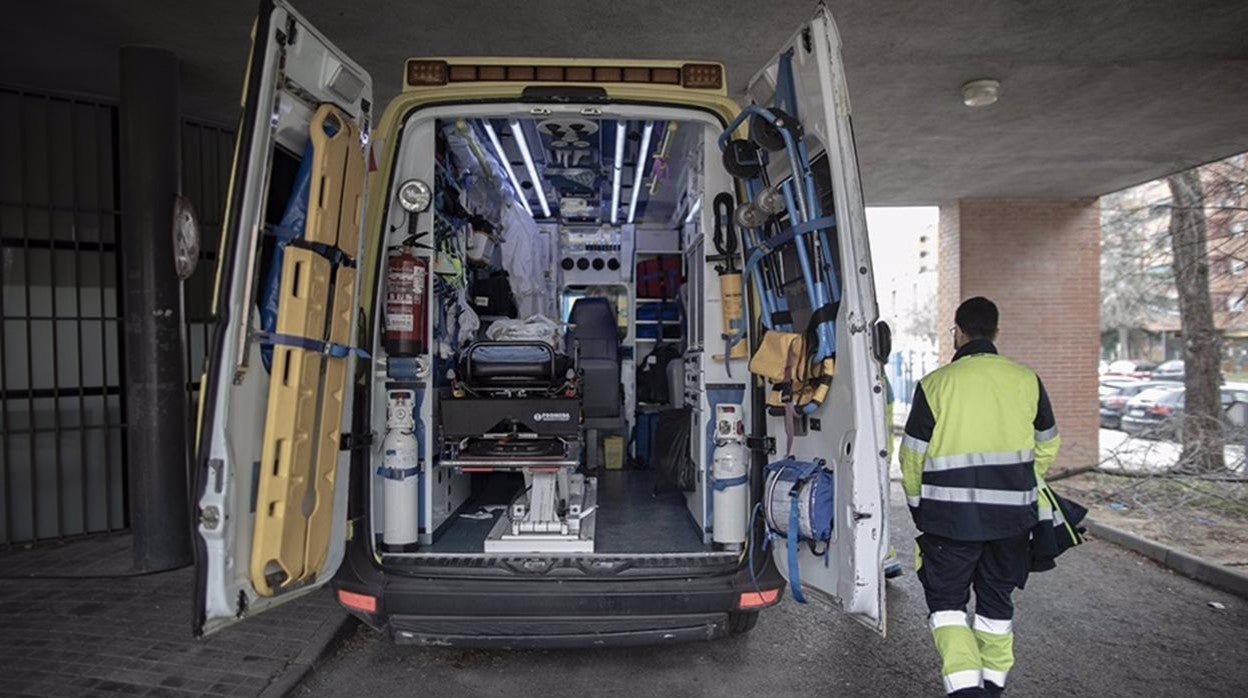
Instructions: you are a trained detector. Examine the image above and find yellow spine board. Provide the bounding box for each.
[303,264,355,575]
[251,103,364,597]
[252,247,331,593]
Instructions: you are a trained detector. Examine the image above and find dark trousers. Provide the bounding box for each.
[916,532,1030,619]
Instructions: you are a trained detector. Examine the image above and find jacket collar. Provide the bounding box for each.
[953,338,999,361]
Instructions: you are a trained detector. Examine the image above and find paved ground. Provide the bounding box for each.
[295,487,1248,697]
[0,533,346,697]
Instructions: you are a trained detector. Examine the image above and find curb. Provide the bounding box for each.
[260,610,358,698]
[1085,518,1248,599]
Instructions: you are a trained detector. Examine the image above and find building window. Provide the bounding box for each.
[1229,295,1246,313]
[1234,223,1246,238]
[1234,259,1247,276]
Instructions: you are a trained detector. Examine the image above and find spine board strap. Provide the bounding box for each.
[253,330,371,359]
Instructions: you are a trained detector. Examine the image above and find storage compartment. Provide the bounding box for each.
[366,104,749,568]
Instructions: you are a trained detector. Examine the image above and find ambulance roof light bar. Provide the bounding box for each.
[610,122,626,225]
[509,120,551,218]
[482,121,533,216]
[626,121,655,224]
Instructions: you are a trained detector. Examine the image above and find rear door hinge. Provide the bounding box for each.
[340,431,375,451]
[747,436,776,456]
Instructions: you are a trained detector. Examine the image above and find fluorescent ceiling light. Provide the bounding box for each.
[610,122,626,225]
[510,121,551,218]
[626,122,655,224]
[482,121,532,216]
[684,195,702,225]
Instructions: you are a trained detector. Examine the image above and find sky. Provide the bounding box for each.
[865,206,938,305]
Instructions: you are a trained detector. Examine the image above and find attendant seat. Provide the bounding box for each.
[566,298,625,468]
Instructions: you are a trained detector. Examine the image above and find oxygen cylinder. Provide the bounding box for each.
[384,248,428,356]
[380,389,420,551]
[712,403,749,547]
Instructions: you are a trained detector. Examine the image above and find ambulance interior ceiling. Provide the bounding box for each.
[446,115,701,227]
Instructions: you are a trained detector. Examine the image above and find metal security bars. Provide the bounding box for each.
[0,88,128,544]
[180,121,232,417]
[0,87,234,545]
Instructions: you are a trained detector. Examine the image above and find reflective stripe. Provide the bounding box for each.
[982,668,1008,688]
[901,434,929,454]
[921,485,1037,507]
[973,615,1013,635]
[930,610,969,629]
[1035,425,1059,442]
[1038,507,1053,521]
[943,669,983,694]
[1052,505,1067,525]
[925,450,1034,472]
[907,496,921,508]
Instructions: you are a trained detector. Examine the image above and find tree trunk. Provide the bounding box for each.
[1117,326,1129,359]
[1167,170,1225,472]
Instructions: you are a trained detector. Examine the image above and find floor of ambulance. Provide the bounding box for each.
[425,469,709,554]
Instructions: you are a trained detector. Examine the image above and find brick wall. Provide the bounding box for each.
[937,199,1102,469]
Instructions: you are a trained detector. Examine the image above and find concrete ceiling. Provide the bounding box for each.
[4,0,1248,205]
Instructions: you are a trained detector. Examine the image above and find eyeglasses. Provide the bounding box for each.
[949,326,957,337]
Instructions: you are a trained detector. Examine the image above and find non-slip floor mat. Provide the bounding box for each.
[423,470,708,554]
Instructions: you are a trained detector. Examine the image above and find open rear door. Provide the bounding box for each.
[193,0,371,636]
[747,6,889,634]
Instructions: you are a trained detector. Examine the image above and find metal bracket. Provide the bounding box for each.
[339,431,375,451]
[747,435,776,456]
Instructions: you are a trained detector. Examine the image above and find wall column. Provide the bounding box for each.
[119,46,191,571]
[936,199,1101,469]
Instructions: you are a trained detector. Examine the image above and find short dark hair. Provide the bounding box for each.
[955,296,999,339]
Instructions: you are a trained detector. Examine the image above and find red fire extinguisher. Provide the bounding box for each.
[384,246,428,356]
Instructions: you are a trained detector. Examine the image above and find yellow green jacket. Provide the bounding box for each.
[899,339,1060,541]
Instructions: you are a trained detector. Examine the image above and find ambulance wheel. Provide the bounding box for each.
[727,611,759,635]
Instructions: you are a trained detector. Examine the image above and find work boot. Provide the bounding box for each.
[983,681,1004,697]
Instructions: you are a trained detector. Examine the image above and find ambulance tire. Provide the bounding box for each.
[727,610,759,635]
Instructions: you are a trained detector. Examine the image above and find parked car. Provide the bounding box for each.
[1120,386,1186,437]
[1100,380,1180,429]
[1150,360,1184,382]
[1105,359,1157,379]
[1120,385,1248,438]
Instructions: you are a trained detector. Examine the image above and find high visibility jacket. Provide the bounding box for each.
[900,339,1060,541]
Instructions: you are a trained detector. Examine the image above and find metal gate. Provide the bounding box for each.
[0,86,232,545]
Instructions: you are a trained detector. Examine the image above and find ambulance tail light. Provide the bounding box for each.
[738,588,781,609]
[681,63,723,90]
[406,60,449,86]
[337,588,378,614]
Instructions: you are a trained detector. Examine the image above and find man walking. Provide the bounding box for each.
[900,297,1060,696]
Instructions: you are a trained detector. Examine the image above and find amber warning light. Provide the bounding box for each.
[406,60,722,90]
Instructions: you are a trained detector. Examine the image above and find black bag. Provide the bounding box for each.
[653,407,696,493]
[637,343,682,405]
[471,269,518,318]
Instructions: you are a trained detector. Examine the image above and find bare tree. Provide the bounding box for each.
[1167,170,1226,472]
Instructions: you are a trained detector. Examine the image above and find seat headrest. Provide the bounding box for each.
[567,297,616,340]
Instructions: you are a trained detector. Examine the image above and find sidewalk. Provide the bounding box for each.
[0,533,348,697]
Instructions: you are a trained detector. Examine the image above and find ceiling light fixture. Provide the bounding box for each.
[482,121,533,215]
[509,120,551,218]
[961,79,1000,108]
[610,122,626,225]
[626,122,655,224]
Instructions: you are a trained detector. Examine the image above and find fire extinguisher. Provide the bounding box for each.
[385,246,428,356]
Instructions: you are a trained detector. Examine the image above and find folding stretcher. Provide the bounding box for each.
[439,341,597,553]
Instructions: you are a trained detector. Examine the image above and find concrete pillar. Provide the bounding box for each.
[937,199,1101,469]
[119,46,191,571]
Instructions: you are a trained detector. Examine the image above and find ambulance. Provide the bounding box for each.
[193,0,892,646]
